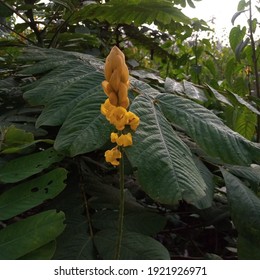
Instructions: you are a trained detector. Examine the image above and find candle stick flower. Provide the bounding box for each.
[101,46,139,166]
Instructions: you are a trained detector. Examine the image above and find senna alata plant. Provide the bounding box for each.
[100,46,140,259]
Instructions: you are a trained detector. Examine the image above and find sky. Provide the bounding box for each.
[182,0,259,43]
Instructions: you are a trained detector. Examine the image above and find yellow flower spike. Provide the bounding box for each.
[126,111,140,131]
[105,147,122,166]
[116,133,133,147]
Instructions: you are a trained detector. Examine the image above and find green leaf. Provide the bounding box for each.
[225,90,260,115]
[235,37,250,60]
[231,10,247,25]
[164,78,207,102]
[94,229,170,260]
[224,105,257,140]
[187,0,195,8]
[0,210,65,260]
[221,169,260,259]
[21,47,112,156]
[225,57,237,85]
[0,125,54,154]
[229,26,246,53]
[0,148,64,183]
[237,0,249,11]
[23,60,103,107]
[2,125,34,147]
[192,156,215,207]
[0,168,68,220]
[206,84,233,106]
[19,241,56,260]
[182,80,207,102]
[224,164,260,194]
[53,92,112,156]
[127,95,208,208]
[0,2,13,17]
[157,93,260,165]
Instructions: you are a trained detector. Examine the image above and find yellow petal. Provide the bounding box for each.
[110,132,118,143]
[126,111,140,131]
[116,133,133,147]
[100,98,116,118]
[109,106,128,131]
[105,147,122,166]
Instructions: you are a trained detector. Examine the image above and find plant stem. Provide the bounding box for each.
[114,148,125,260]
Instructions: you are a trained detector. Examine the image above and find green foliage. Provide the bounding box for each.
[0,147,64,183]
[222,170,260,259]
[1,0,260,260]
[73,0,190,26]
[0,111,67,260]
[0,168,67,220]
[15,46,260,259]
[0,210,65,260]
[127,94,209,208]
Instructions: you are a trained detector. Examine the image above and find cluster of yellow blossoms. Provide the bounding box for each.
[101,46,139,166]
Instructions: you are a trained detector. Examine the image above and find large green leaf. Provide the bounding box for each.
[221,169,260,259]
[0,147,64,183]
[127,95,208,208]
[0,210,65,260]
[53,91,112,156]
[157,93,260,165]
[23,60,104,108]
[21,48,112,156]
[94,229,170,260]
[0,168,67,220]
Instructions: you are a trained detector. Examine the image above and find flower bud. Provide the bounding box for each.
[102,46,129,108]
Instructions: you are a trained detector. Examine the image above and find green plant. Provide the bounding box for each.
[9,45,259,259]
[228,0,260,141]
[1,0,260,260]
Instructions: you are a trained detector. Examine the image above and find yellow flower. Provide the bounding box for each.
[105,147,122,166]
[116,133,133,147]
[110,132,133,147]
[109,106,128,131]
[110,132,118,143]
[102,46,130,109]
[126,111,140,131]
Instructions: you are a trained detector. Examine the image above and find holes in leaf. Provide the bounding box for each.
[47,180,53,186]
[44,188,48,194]
[31,187,39,192]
